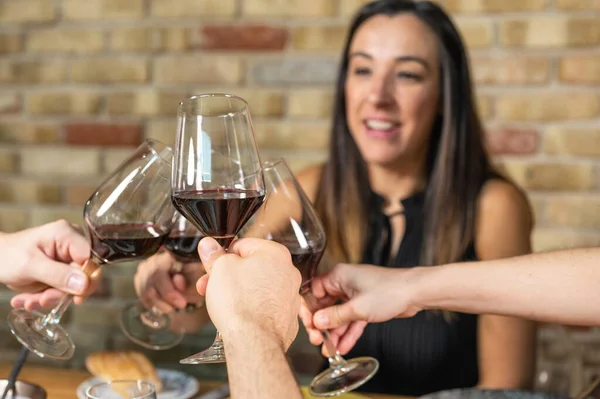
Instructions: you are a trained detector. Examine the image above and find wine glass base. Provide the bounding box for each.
[7,309,75,360]
[308,356,379,397]
[120,303,184,351]
[179,341,226,364]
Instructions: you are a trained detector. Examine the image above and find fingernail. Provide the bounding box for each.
[315,312,329,327]
[67,274,87,293]
[198,237,221,258]
[12,299,24,308]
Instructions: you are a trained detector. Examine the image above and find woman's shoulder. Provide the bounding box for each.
[295,163,324,202]
[477,178,532,221]
[474,177,534,260]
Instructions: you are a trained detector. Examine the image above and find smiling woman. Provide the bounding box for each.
[291,0,537,396]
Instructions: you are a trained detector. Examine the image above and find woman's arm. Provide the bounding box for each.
[474,180,536,390]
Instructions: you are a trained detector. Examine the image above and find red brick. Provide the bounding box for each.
[65,123,142,147]
[66,183,97,205]
[200,25,287,51]
[486,128,538,155]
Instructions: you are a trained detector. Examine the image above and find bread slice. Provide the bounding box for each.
[85,351,163,393]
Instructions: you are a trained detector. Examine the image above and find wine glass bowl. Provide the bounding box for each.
[7,139,176,360]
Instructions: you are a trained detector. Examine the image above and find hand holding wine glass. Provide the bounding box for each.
[171,93,265,364]
[240,159,379,397]
[120,213,206,350]
[7,139,175,360]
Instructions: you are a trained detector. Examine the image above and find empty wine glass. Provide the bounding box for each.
[171,93,265,364]
[85,380,156,399]
[120,212,205,350]
[7,139,175,360]
[242,159,379,397]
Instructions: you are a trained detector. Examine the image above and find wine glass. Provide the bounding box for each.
[171,93,265,364]
[120,212,205,350]
[85,380,157,399]
[242,159,380,397]
[7,139,176,360]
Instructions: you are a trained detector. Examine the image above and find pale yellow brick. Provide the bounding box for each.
[0,148,18,173]
[0,60,67,84]
[106,91,186,116]
[30,207,84,227]
[476,94,493,119]
[27,30,104,53]
[545,197,600,229]
[151,0,236,17]
[455,19,494,49]
[0,34,22,54]
[544,127,600,157]
[71,59,148,83]
[500,17,600,48]
[64,0,144,20]
[288,89,334,118]
[27,92,102,115]
[555,0,600,10]
[292,26,347,51]
[472,56,550,85]
[496,93,599,121]
[254,122,330,150]
[154,56,243,84]
[162,27,192,50]
[0,0,55,23]
[207,89,284,118]
[103,149,138,173]
[533,229,600,252]
[0,180,61,204]
[559,55,600,84]
[20,147,101,177]
[146,120,177,147]
[243,0,335,17]
[0,208,29,232]
[110,28,155,51]
[444,0,546,12]
[502,162,595,191]
[0,93,19,114]
[260,151,327,173]
[0,123,59,144]
[339,0,372,16]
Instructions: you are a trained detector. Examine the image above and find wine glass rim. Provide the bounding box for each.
[262,158,288,170]
[85,379,156,399]
[179,93,249,116]
[144,138,172,165]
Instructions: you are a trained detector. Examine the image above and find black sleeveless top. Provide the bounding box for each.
[327,190,480,396]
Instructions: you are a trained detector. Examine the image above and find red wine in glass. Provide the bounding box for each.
[171,189,265,249]
[89,223,168,264]
[163,233,203,263]
[289,245,325,292]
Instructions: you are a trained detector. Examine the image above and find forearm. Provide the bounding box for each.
[223,325,302,399]
[414,247,600,325]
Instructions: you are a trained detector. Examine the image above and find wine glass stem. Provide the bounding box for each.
[301,288,348,369]
[39,294,74,327]
[321,330,346,368]
[38,256,102,328]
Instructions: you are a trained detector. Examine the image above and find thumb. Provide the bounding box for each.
[30,258,89,295]
[313,302,360,330]
[197,237,226,274]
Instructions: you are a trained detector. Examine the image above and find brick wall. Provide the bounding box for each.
[0,0,598,393]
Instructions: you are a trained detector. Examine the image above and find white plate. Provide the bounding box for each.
[76,368,199,399]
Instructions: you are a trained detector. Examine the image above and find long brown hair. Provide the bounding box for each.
[315,0,502,267]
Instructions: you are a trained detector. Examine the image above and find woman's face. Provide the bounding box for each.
[345,13,441,168]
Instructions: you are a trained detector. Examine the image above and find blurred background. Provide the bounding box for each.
[0,0,598,395]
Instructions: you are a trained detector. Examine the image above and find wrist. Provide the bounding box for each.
[220,318,286,351]
[403,265,449,312]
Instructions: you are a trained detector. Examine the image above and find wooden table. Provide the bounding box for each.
[0,364,405,399]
